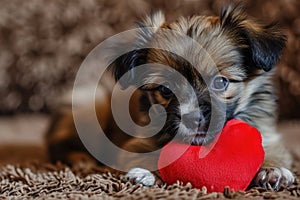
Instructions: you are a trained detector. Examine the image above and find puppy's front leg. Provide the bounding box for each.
[118,137,161,186]
[251,139,295,190]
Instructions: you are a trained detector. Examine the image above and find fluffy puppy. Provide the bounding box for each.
[47,4,294,190]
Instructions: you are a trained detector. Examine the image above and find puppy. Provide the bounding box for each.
[46,4,294,190]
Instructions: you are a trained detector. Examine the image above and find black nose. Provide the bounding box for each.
[182,111,204,129]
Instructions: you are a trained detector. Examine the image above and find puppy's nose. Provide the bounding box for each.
[182,112,203,129]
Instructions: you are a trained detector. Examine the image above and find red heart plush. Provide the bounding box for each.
[158,119,264,193]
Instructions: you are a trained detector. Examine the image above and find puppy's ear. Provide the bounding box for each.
[111,49,147,89]
[220,4,286,72]
[110,11,166,89]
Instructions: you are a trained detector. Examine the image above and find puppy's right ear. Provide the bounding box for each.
[220,4,286,72]
[110,11,166,89]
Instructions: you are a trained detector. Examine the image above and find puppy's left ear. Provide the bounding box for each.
[110,11,166,89]
[111,49,147,89]
[220,4,287,72]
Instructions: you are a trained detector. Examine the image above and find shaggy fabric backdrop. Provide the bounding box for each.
[0,162,299,199]
[0,0,300,118]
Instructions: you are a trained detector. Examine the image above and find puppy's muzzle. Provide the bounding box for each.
[181,111,205,131]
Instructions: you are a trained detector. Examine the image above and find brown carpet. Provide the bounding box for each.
[0,161,299,199]
[0,116,300,199]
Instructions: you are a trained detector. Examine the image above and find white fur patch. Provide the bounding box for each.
[144,11,165,32]
[125,168,155,186]
[280,167,295,185]
[180,103,197,116]
[179,94,198,116]
[255,167,295,189]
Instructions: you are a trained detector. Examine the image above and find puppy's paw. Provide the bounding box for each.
[252,167,295,190]
[125,168,155,186]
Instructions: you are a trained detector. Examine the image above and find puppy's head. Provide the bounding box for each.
[111,4,286,145]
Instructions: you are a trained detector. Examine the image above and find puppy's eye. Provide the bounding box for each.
[211,75,229,92]
[158,83,173,98]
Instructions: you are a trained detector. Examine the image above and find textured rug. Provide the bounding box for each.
[0,161,299,199]
[1,117,300,199]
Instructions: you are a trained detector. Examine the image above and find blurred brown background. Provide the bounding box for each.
[0,0,300,119]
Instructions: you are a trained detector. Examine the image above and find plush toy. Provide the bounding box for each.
[158,119,264,193]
